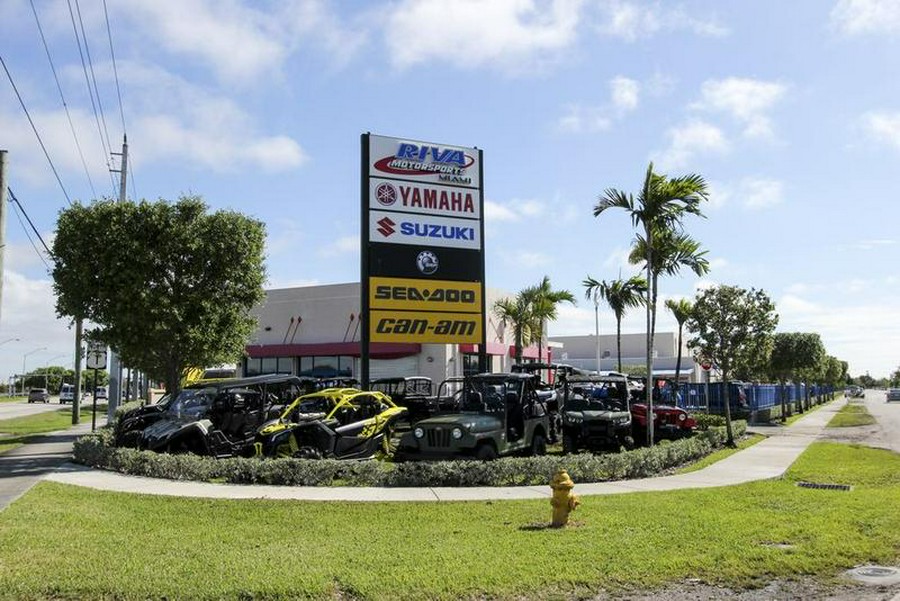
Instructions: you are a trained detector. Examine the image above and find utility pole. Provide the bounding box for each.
[0,150,8,327]
[107,135,128,420]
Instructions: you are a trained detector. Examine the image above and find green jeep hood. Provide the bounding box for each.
[566,409,630,422]
[416,413,502,433]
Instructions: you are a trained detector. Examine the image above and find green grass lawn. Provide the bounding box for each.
[827,403,877,428]
[0,406,100,455]
[0,442,897,600]
[674,433,766,474]
[0,395,27,404]
[782,397,832,426]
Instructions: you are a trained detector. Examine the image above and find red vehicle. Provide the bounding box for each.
[630,379,696,442]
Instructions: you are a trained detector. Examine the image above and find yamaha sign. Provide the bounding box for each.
[361,133,485,375]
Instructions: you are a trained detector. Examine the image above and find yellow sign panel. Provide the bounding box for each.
[370,310,483,344]
[369,277,481,313]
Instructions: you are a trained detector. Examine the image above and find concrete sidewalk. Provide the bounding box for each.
[0,420,103,510]
[38,399,846,503]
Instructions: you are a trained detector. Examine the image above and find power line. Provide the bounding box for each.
[0,55,73,206]
[7,188,52,271]
[102,0,126,135]
[75,0,113,156]
[66,0,116,195]
[29,0,97,200]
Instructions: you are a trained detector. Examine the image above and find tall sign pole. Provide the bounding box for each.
[107,135,128,419]
[361,134,485,386]
[0,150,7,327]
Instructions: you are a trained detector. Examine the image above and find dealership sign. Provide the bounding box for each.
[362,133,485,351]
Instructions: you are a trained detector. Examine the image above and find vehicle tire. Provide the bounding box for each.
[530,433,547,456]
[621,435,635,450]
[562,434,576,455]
[375,426,398,460]
[292,446,323,460]
[475,443,498,461]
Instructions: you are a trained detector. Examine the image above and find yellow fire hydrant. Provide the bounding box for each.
[550,469,580,527]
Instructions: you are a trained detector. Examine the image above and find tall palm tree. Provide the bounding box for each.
[594,162,708,444]
[664,297,693,401]
[583,275,647,372]
[525,276,576,365]
[493,293,534,365]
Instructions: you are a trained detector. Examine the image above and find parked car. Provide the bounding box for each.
[59,383,75,404]
[130,374,315,457]
[253,390,406,460]
[95,386,108,400]
[27,388,50,403]
[559,373,633,453]
[886,388,900,402]
[396,373,550,461]
[845,386,865,398]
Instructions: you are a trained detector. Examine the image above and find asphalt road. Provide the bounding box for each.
[0,397,73,420]
[863,388,900,453]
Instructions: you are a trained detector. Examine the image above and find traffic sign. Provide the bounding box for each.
[86,342,107,370]
[699,358,713,371]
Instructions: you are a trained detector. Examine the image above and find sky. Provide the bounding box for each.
[1,0,899,383]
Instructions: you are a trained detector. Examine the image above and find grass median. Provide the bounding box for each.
[827,403,876,428]
[0,441,898,600]
[0,406,102,454]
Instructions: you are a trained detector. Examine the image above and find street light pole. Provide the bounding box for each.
[22,347,46,394]
[593,291,601,374]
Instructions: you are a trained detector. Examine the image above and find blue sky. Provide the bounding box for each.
[1,0,899,382]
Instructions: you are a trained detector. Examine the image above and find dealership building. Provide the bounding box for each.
[240,283,702,383]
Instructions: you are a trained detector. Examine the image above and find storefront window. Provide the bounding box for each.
[463,354,480,376]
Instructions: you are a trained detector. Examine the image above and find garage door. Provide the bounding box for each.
[369,355,419,379]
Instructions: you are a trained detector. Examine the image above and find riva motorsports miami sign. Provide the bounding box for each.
[360,133,485,382]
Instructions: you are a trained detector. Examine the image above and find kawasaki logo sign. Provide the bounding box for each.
[369,210,480,250]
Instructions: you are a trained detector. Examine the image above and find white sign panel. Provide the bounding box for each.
[86,342,108,370]
[369,210,481,250]
[369,178,481,219]
[368,134,480,188]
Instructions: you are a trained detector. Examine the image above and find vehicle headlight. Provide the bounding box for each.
[451,427,463,440]
[678,413,686,422]
[565,414,582,424]
[414,427,425,439]
[617,416,630,424]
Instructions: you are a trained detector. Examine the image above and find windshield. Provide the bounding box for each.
[166,387,217,418]
[565,382,628,411]
[460,378,521,413]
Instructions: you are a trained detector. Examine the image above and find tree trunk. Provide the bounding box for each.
[673,324,683,405]
[779,378,787,422]
[722,368,735,447]
[616,318,622,373]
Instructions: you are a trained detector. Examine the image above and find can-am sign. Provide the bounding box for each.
[369,136,480,188]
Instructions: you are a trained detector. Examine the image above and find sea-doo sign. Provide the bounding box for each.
[369,135,480,188]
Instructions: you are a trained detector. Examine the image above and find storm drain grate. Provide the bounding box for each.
[796,481,851,491]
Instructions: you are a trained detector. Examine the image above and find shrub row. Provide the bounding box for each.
[73,421,746,488]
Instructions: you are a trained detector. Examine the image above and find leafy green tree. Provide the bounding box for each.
[790,333,826,413]
[594,162,708,444]
[687,285,778,446]
[664,297,693,398]
[493,293,534,365]
[525,276,576,364]
[52,196,266,396]
[583,275,647,372]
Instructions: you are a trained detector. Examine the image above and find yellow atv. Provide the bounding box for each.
[254,389,406,460]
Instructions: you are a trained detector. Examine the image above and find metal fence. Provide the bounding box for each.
[671,382,834,413]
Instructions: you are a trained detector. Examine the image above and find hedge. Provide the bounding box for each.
[72,421,747,488]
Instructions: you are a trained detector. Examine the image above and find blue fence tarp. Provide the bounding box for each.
[672,382,832,412]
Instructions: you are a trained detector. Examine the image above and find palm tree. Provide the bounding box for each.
[525,276,576,365]
[664,297,693,401]
[594,162,708,444]
[583,275,647,372]
[493,293,534,365]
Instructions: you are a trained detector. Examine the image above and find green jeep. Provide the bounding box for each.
[396,373,550,461]
[560,373,633,453]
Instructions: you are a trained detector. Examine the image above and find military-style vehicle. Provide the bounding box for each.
[559,372,633,453]
[396,373,550,461]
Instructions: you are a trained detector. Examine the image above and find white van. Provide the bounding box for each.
[59,383,75,404]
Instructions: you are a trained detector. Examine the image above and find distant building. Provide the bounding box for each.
[548,332,701,382]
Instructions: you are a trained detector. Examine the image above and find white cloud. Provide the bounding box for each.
[704,180,730,210]
[862,111,900,150]
[485,200,519,223]
[832,0,900,35]
[318,235,360,258]
[384,0,584,72]
[777,292,900,376]
[741,178,784,210]
[655,120,729,170]
[693,78,787,139]
[595,0,729,41]
[610,76,640,111]
[485,198,546,222]
[851,239,898,251]
[557,104,612,133]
